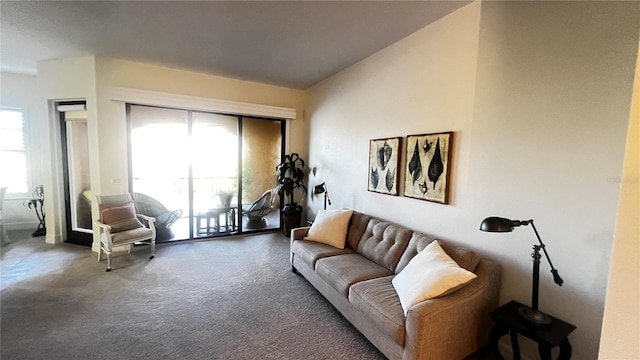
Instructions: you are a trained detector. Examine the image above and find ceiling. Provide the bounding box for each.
[1,1,471,89]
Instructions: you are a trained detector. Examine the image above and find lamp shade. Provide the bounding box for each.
[314,183,327,195]
[479,217,515,232]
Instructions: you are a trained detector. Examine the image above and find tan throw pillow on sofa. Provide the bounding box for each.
[392,240,477,315]
[304,209,354,249]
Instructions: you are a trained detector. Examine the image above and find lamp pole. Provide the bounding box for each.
[518,220,563,326]
[480,217,564,327]
[323,191,328,210]
[531,245,542,311]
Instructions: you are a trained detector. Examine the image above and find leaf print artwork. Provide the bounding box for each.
[368,138,400,196]
[404,132,452,204]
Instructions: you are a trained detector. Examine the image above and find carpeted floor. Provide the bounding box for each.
[1,230,386,360]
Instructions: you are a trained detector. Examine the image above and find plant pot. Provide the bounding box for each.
[282,203,303,236]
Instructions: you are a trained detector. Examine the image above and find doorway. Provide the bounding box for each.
[127,104,284,242]
[58,101,93,246]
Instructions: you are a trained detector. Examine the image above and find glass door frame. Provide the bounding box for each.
[126,103,285,242]
[59,100,93,246]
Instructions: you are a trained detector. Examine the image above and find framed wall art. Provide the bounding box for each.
[404,132,453,204]
[368,137,401,196]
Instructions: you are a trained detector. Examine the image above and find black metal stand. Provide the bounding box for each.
[517,220,564,327]
[24,186,46,237]
[322,191,331,210]
[518,244,552,326]
[25,198,45,237]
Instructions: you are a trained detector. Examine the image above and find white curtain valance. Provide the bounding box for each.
[106,87,297,120]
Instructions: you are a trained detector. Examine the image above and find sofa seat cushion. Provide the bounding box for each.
[292,239,354,268]
[349,276,406,346]
[316,254,393,296]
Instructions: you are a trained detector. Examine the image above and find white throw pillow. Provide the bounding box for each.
[392,240,477,315]
[304,209,354,249]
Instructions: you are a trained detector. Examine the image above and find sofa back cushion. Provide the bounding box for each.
[357,218,412,273]
[345,211,372,250]
[396,232,481,274]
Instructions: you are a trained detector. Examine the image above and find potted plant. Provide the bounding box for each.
[276,153,308,235]
[216,189,234,208]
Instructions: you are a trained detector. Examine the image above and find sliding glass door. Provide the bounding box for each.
[129,105,190,241]
[128,104,283,242]
[241,117,282,230]
[192,112,239,238]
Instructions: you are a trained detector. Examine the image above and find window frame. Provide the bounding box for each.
[0,106,32,197]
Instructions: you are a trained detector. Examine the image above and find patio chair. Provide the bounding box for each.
[94,193,156,272]
[132,192,182,240]
[242,188,277,229]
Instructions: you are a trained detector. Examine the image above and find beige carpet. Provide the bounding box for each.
[1,230,384,360]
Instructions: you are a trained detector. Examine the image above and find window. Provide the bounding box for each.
[128,104,284,241]
[0,108,29,193]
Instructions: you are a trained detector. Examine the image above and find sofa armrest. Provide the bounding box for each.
[291,226,310,241]
[290,226,310,264]
[402,259,502,360]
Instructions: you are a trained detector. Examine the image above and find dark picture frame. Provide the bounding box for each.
[404,132,453,204]
[368,137,401,195]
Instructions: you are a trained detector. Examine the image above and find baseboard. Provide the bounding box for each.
[5,221,38,231]
[46,233,62,244]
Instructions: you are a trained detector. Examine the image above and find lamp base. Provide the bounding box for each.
[518,306,552,327]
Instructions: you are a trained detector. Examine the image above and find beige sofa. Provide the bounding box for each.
[290,211,501,360]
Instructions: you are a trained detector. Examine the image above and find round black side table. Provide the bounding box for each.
[489,300,576,360]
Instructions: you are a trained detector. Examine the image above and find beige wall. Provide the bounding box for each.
[599,42,640,359]
[307,1,481,220]
[305,2,639,359]
[37,56,98,244]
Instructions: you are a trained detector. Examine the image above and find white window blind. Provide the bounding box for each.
[0,108,29,193]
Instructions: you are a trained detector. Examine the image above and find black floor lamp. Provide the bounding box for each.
[313,182,331,210]
[480,217,564,326]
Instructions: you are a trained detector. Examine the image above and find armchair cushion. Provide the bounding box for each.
[111,227,154,245]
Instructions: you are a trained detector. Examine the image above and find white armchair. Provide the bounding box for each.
[94,193,156,272]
